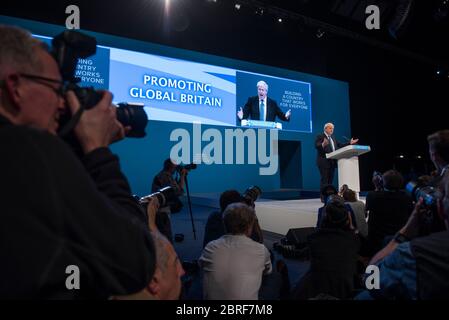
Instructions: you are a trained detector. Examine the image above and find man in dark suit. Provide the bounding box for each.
[237,80,291,122]
[315,123,358,189]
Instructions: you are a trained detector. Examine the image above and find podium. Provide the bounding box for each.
[241,119,283,129]
[326,145,371,193]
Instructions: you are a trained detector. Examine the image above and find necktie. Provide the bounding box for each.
[328,135,335,151]
[259,100,265,121]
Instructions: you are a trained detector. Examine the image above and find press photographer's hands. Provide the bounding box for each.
[66,90,127,153]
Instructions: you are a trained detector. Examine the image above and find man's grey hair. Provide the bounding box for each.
[257,80,268,91]
[0,25,48,80]
[150,231,171,272]
[324,122,334,130]
[223,202,256,235]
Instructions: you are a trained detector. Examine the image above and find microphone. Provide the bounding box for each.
[342,136,350,142]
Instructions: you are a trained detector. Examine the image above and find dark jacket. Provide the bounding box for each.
[315,133,347,168]
[366,190,413,254]
[0,115,155,299]
[241,96,289,122]
[292,228,360,299]
[411,231,449,299]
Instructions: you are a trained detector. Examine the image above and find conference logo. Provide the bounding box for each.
[169,123,279,176]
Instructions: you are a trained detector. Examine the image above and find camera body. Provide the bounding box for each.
[406,180,444,235]
[51,30,148,138]
[242,185,262,207]
[176,163,197,172]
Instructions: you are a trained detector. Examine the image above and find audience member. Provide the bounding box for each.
[199,203,272,300]
[293,196,360,299]
[365,170,413,255]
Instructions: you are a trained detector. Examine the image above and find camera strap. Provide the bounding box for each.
[58,105,85,137]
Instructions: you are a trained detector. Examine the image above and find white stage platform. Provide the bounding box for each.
[255,199,320,235]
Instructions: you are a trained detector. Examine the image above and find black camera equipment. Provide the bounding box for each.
[180,164,197,240]
[242,185,262,207]
[139,186,177,208]
[406,180,443,234]
[51,30,148,138]
[176,163,197,172]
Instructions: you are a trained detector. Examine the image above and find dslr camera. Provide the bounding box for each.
[242,185,262,207]
[51,30,148,138]
[406,180,444,235]
[176,163,197,173]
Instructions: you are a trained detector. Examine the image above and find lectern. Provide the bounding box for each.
[326,145,371,193]
[241,119,283,129]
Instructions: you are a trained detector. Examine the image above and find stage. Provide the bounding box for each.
[188,190,366,235]
[188,190,321,235]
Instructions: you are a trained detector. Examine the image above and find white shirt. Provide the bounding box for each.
[199,234,272,300]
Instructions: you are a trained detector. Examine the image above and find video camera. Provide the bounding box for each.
[51,30,148,138]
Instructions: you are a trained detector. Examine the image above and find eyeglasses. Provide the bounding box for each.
[19,73,65,98]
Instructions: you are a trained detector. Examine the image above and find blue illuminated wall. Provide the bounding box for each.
[0,15,351,196]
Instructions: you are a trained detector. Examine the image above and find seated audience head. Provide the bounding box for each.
[320,184,338,204]
[322,195,352,230]
[428,130,449,172]
[342,189,357,202]
[382,170,404,191]
[339,184,349,195]
[0,25,65,135]
[372,170,384,191]
[219,189,243,213]
[223,202,256,236]
[114,232,185,300]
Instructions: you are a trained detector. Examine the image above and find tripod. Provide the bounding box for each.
[184,173,197,240]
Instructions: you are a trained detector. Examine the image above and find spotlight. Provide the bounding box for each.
[235,3,241,10]
[437,70,441,75]
[278,18,283,23]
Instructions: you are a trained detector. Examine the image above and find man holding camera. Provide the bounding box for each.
[0,25,155,298]
[357,131,449,299]
[151,158,188,241]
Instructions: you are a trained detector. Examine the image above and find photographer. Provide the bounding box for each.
[0,25,155,298]
[357,170,449,299]
[151,158,188,241]
[428,130,449,186]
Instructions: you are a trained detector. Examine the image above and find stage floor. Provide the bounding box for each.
[255,198,320,235]
[188,192,365,235]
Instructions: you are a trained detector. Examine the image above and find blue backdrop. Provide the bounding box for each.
[0,15,351,196]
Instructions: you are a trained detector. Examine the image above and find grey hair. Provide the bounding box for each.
[257,80,268,91]
[150,231,171,272]
[0,25,48,79]
[324,122,334,130]
[223,202,256,235]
